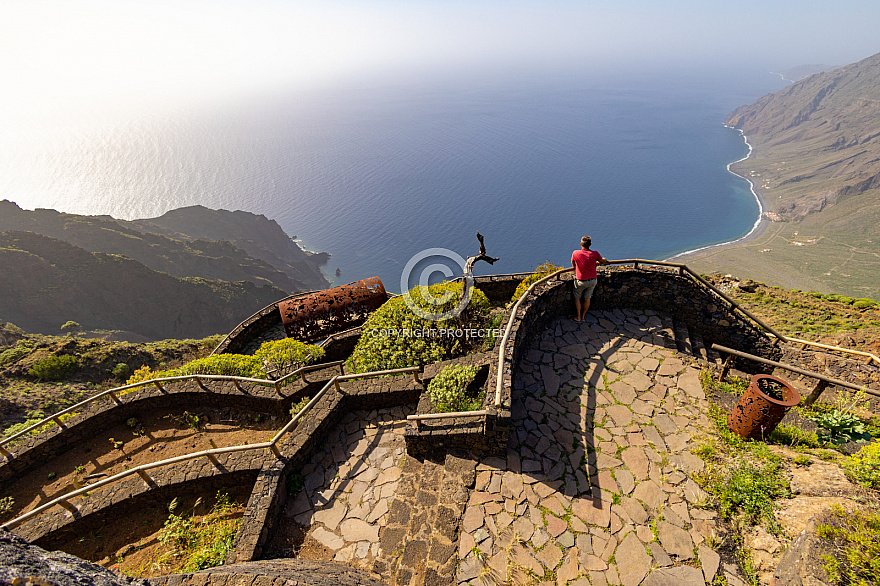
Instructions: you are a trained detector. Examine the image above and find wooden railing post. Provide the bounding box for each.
[58,499,79,516]
[152,381,165,393]
[51,416,67,430]
[718,355,733,382]
[0,445,11,459]
[136,470,154,486]
[803,380,830,407]
[108,392,122,406]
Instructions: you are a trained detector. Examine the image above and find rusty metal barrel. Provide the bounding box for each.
[278,277,387,342]
[727,374,801,440]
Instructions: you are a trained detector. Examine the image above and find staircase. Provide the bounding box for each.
[661,315,722,366]
[373,451,476,585]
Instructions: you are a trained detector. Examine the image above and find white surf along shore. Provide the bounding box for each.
[665,126,764,261]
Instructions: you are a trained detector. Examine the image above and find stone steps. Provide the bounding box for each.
[670,319,723,366]
[373,451,476,585]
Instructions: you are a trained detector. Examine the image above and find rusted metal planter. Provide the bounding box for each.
[727,374,801,440]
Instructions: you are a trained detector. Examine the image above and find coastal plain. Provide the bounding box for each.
[677,52,880,300]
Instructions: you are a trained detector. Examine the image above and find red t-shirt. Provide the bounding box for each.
[572,249,602,280]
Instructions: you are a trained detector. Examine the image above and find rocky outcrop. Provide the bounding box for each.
[0,231,286,340]
[724,52,880,222]
[0,531,150,586]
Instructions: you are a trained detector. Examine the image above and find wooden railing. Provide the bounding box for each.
[0,360,346,459]
[0,365,421,532]
[713,343,880,405]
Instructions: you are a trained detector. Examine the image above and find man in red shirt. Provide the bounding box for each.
[571,236,608,322]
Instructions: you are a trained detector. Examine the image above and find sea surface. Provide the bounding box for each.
[0,65,787,292]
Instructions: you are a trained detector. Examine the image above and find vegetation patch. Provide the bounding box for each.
[841,442,880,489]
[28,354,79,381]
[695,373,792,534]
[427,364,483,412]
[126,339,324,387]
[817,506,880,586]
[510,262,564,303]
[122,492,243,576]
[345,281,490,373]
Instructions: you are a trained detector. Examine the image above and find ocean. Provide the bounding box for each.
[0,64,787,293]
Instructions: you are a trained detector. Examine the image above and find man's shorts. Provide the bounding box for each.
[573,278,597,300]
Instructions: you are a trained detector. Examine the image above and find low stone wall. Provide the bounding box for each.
[230,374,423,563]
[31,468,260,549]
[152,559,385,586]
[213,297,287,355]
[470,275,525,304]
[405,352,499,457]
[488,265,780,454]
[0,366,342,488]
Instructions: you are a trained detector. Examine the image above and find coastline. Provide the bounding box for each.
[665,126,765,262]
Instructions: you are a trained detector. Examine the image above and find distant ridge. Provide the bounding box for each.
[726,51,880,221]
[0,201,331,292]
[770,63,840,83]
[0,231,287,340]
[678,52,880,298]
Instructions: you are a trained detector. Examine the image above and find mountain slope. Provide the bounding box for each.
[0,232,286,340]
[0,201,330,292]
[679,52,880,299]
[128,206,331,291]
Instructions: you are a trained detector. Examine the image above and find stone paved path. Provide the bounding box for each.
[456,309,732,586]
[281,405,413,571]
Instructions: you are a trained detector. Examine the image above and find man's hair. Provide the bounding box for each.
[581,236,591,248]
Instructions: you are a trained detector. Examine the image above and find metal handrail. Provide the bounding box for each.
[712,343,880,399]
[769,333,880,367]
[495,267,573,407]
[1,365,422,531]
[0,360,345,452]
[407,410,489,421]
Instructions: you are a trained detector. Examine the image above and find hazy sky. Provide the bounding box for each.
[1,0,879,118]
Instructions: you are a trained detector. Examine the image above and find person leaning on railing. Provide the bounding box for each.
[571,235,609,323]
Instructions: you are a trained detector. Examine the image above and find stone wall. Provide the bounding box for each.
[151,559,385,586]
[0,367,340,487]
[487,266,780,458]
[230,375,423,563]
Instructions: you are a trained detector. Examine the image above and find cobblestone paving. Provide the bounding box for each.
[283,406,413,572]
[456,309,728,586]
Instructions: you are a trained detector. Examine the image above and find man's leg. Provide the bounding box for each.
[574,297,583,322]
[582,297,591,318]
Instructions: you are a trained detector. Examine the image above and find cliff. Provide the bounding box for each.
[0,232,287,340]
[0,201,330,293]
[679,52,880,299]
[725,52,880,222]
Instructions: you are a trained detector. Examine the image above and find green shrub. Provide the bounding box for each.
[428,364,482,412]
[0,496,13,515]
[713,460,790,531]
[0,343,30,367]
[126,338,324,386]
[767,424,822,449]
[842,442,880,489]
[345,282,490,374]
[110,363,131,379]
[817,506,880,586]
[158,492,240,572]
[254,338,324,376]
[853,298,877,310]
[825,294,854,305]
[28,355,79,381]
[511,262,564,303]
[290,396,311,418]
